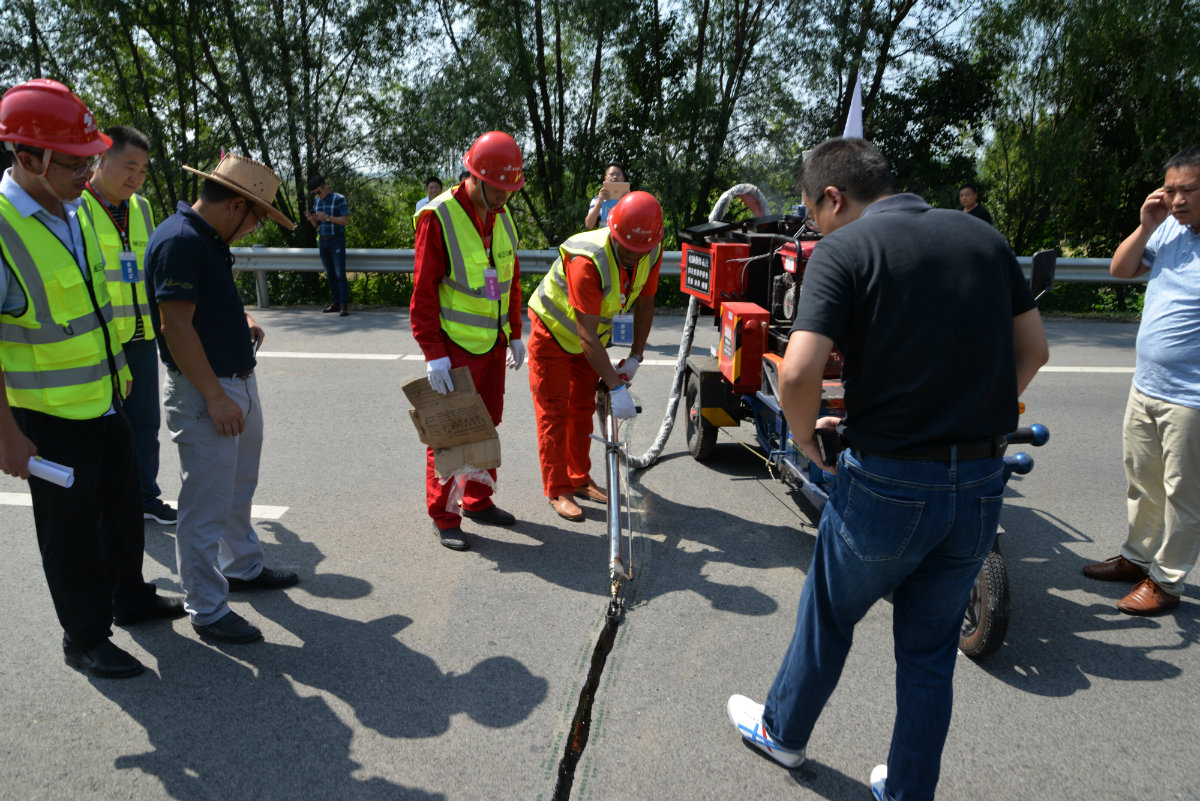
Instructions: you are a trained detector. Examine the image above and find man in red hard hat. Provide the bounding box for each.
[411,131,526,551]
[527,190,665,521]
[0,79,183,679]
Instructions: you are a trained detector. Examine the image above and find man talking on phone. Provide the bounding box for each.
[1082,144,1200,616]
[725,138,1048,801]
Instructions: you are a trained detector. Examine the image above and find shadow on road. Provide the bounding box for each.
[974,504,1199,694]
[89,521,547,800]
[468,448,809,617]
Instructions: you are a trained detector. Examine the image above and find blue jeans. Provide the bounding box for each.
[120,337,164,509]
[319,236,348,307]
[763,448,1005,801]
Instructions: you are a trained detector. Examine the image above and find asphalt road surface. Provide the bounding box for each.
[1,311,1196,801]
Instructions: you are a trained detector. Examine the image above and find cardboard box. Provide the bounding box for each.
[403,367,501,478]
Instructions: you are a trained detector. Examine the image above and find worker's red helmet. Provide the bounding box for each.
[462,131,525,192]
[0,79,111,157]
[608,191,664,254]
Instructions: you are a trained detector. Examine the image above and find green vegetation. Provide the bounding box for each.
[4,0,1193,317]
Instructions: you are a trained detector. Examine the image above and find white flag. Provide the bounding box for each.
[842,78,863,139]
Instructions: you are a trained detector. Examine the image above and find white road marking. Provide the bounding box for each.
[258,351,400,360]
[0,493,287,520]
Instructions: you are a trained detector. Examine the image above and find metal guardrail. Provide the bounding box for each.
[231,247,1143,308]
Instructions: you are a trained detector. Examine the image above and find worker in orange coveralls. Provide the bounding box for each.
[527,191,665,522]
[410,131,526,552]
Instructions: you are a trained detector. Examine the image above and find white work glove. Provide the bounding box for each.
[609,384,637,420]
[615,355,640,383]
[426,357,454,395]
[507,339,526,370]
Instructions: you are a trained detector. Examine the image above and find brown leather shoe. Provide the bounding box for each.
[1117,577,1181,616]
[1082,555,1146,582]
[549,495,585,522]
[573,477,607,504]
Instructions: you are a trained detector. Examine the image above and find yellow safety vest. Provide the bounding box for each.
[82,188,156,343]
[529,228,658,354]
[414,189,517,354]
[0,199,131,419]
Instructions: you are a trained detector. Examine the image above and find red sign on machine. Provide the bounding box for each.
[718,301,769,392]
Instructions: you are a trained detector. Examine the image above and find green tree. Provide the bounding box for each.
[973,0,1200,255]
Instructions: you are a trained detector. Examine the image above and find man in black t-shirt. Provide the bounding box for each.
[145,154,300,646]
[726,139,1048,800]
[959,182,993,225]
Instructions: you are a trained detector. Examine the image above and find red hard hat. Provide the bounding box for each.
[0,79,111,157]
[608,191,664,253]
[462,131,525,192]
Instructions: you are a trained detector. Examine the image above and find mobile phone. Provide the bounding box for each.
[815,427,842,466]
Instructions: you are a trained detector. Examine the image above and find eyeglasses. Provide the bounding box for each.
[248,205,265,233]
[49,155,101,180]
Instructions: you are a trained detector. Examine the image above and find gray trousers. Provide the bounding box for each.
[164,369,264,625]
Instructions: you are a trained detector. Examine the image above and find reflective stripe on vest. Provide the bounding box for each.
[414,190,517,354]
[0,199,130,419]
[529,229,657,354]
[83,190,155,342]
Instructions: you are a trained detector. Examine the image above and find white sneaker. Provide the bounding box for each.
[870,764,888,800]
[726,694,806,768]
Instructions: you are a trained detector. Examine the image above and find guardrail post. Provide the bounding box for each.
[255,270,271,308]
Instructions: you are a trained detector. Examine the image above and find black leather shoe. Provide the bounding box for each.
[192,610,263,644]
[322,303,340,313]
[436,524,469,551]
[461,505,516,526]
[114,595,187,626]
[64,640,145,679]
[226,567,299,592]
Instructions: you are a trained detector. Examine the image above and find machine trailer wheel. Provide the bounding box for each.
[685,372,718,461]
[959,549,1010,660]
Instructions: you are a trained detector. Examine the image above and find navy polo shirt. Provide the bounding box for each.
[144,202,255,376]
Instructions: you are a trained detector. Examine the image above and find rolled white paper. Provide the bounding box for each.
[27,456,74,488]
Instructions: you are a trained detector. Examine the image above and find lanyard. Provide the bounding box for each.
[84,184,131,251]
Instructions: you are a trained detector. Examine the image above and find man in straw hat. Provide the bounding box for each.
[144,152,298,645]
[0,79,184,679]
[411,131,526,551]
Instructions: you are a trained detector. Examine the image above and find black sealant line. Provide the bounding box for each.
[551,597,624,801]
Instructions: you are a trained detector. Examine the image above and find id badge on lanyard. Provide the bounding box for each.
[484,267,501,300]
[612,311,634,345]
[119,251,141,283]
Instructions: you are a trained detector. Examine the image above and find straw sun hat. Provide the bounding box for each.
[183,153,295,231]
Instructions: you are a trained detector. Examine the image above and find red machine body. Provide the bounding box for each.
[778,240,817,274]
[718,302,769,392]
[681,240,751,313]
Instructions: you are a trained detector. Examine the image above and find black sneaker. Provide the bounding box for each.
[143,499,177,525]
[435,523,470,551]
[192,610,263,644]
[461,505,516,526]
[225,567,299,592]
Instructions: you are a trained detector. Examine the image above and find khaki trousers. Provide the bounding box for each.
[1120,385,1200,595]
